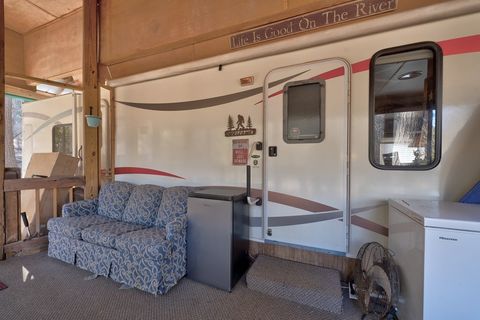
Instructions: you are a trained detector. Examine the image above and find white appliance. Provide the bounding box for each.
[388,199,480,320]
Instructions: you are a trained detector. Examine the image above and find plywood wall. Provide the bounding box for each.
[100,0,453,81]
[11,0,455,84]
[4,28,31,90]
[5,28,24,74]
[23,9,82,82]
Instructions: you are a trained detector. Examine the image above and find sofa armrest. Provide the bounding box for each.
[62,198,99,217]
[166,215,187,242]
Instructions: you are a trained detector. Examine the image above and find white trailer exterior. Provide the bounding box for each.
[111,11,480,257]
[21,93,83,178]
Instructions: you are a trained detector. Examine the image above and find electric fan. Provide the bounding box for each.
[353,242,400,319]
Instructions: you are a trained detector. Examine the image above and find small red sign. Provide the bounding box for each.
[232,139,249,166]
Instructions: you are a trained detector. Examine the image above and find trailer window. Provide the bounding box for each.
[283,80,325,143]
[52,124,72,155]
[369,42,442,170]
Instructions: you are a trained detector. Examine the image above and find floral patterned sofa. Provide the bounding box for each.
[47,181,190,295]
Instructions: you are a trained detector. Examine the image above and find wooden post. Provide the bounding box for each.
[52,188,58,218]
[110,88,116,180]
[69,188,74,203]
[83,0,100,199]
[34,189,40,236]
[0,0,6,259]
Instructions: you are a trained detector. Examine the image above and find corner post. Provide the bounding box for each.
[0,0,6,259]
[83,0,100,199]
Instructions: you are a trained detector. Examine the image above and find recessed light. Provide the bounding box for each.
[398,70,423,80]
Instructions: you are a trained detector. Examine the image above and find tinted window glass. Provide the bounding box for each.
[283,80,325,143]
[52,124,72,155]
[370,43,442,170]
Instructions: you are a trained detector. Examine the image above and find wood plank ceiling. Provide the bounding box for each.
[5,0,82,34]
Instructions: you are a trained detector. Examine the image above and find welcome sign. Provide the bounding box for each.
[230,0,397,49]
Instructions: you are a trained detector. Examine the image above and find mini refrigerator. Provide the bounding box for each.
[186,187,249,291]
[388,199,480,320]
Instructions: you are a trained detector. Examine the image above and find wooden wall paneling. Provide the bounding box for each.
[28,0,82,18]
[83,0,100,199]
[3,235,48,258]
[23,9,82,81]
[249,241,356,281]
[5,28,24,74]
[0,0,6,260]
[4,28,29,91]
[4,167,20,244]
[4,192,19,243]
[4,0,55,34]
[100,0,452,80]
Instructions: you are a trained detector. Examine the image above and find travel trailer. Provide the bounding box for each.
[21,91,112,179]
[1,1,479,320]
[111,14,480,257]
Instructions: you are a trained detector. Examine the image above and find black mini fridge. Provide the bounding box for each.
[186,187,249,292]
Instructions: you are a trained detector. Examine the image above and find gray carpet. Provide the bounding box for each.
[0,253,362,320]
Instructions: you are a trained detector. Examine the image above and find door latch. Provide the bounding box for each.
[268,146,277,157]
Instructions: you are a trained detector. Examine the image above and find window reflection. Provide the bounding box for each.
[370,44,442,169]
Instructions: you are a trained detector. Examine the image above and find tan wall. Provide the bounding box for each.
[23,9,82,81]
[4,28,31,90]
[13,0,454,83]
[100,0,453,81]
[5,28,24,74]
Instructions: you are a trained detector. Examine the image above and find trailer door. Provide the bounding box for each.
[263,58,350,254]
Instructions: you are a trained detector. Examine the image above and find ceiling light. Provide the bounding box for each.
[398,70,423,80]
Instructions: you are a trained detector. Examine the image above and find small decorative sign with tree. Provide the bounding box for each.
[225,114,256,137]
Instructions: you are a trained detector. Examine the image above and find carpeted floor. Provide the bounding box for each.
[0,253,362,320]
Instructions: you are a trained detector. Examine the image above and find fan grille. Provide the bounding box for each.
[353,242,400,318]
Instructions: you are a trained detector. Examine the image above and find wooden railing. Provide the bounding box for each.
[1,176,84,258]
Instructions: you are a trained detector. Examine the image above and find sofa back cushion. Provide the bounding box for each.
[156,186,190,227]
[98,181,135,220]
[123,184,165,226]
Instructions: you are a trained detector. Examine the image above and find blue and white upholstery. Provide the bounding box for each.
[47,215,114,239]
[47,182,190,295]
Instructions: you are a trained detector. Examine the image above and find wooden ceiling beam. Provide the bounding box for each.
[5,72,83,91]
[5,84,50,100]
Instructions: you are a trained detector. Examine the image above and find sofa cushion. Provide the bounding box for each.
[115,228,170,261]
[47,215,114,240]
[123,184,165,226]
[155,186,190,227]
[81,221,145,248]
[98,181,135,220]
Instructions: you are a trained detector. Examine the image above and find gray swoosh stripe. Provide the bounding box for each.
[25,109,72,141]
[249,210,343,227]
[351,203,387,215]
[23,112,50,121]
[24,107,83,141]
[116,70,310,111]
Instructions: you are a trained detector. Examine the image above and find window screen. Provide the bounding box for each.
[369,42,442,170]
[283,80,325,143]
[52,124,73,155]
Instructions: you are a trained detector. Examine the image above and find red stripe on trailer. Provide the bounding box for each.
[352,58,370,73]
[311,66,345,80]
[265,66,347,101]
[115,167,185,179]
[438,34,480,56]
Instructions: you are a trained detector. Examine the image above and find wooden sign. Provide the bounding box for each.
[225,114,256,137]
[230,0,397,49]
